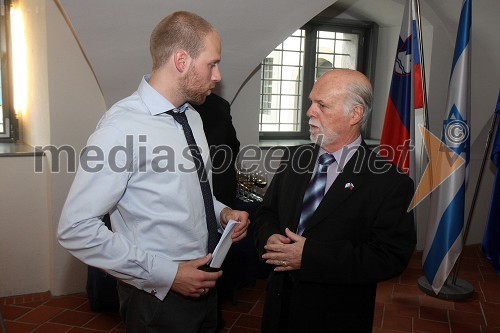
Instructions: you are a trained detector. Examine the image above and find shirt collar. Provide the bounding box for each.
[319,135,362,171]
[138,74,177,116]
[170,103,190,113]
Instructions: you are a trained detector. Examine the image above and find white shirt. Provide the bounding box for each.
[58,75,227,300]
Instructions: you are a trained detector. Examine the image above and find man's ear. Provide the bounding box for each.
[349,105,365,126]
[174,50,189,73]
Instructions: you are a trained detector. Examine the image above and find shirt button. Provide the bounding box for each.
[151,289,157,296]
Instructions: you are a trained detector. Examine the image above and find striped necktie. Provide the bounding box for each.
[296,153,336,236]
[166,107,219,254]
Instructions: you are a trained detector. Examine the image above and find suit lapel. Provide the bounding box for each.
[301,144,371,233]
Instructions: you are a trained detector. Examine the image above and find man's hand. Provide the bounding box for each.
[262,228,305,271]
[170,254,222,298]
[265,232,292,247]
[220,208,250,243]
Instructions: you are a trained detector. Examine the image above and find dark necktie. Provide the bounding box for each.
[166,107,219,253]
[296,153,336,236]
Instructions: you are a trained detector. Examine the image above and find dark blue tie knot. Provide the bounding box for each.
[166,109,187,124]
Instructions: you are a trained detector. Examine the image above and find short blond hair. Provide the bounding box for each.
[150,11,218,70]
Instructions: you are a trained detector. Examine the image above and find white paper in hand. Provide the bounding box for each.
[209,220,240,268]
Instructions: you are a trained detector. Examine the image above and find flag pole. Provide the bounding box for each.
[414,0,433,208]
[451,112,499,284]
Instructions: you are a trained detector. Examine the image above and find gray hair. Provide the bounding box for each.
[344,78,373,127]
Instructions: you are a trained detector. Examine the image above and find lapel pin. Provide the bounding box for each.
[345,182,354,190]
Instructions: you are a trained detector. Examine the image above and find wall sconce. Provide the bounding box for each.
[10,0,27,118]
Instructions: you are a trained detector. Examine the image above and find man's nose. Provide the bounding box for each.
[306,105,315,118]
[212,67,222,82]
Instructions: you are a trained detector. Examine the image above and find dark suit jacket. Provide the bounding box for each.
[194,94,240,207]
[254,143,416,332]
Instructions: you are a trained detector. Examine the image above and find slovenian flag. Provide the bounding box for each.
[380,0,424,182]
[482,92,500,273]
[422,0,472,294]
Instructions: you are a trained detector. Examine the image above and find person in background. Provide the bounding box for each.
[254,69,416,332]
[58,11,249,333]
[194,93,240,208]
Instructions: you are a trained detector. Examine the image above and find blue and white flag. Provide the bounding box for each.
[422,0,472,294]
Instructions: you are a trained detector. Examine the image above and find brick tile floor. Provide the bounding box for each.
[1,244,499,333]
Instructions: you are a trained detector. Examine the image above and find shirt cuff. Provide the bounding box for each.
[213,199,229,233]
[139,255,179,301]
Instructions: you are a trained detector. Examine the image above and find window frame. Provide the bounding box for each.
[0,0,17,142]
[259,18,378,141]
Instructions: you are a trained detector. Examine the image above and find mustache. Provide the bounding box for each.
[309,120,320,127]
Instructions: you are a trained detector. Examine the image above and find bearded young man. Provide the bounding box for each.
[58,11,249,333]
[255,69,416,333]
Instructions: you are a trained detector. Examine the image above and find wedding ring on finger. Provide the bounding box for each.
[281,260,287,267]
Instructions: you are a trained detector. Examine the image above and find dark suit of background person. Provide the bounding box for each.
[254,69,416,333]
[194,93,240,208]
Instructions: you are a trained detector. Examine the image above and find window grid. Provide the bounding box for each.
[316,31,359,78]
[261,58,273,113]
[259,21,370,139]
[259,29,304,132]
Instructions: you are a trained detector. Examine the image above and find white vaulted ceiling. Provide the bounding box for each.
[58,0,337,107]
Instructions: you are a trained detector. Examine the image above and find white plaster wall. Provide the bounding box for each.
[0,0,52,298]
[45,0,107,295]
[0,157,50,296]
[0,0,106,297]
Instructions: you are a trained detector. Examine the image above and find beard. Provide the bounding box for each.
[309,121,339,148]
[180,64,212,105]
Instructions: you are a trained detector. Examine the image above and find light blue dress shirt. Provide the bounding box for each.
[58,75,227,300]
[318,135,362,193]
